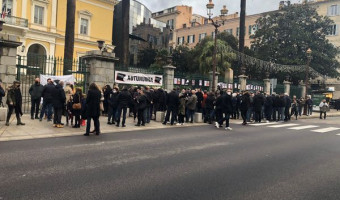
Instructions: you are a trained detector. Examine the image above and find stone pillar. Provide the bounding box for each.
[264,79,271,94]
[300,82,306,98]
[283,80,291,96]
[224,68,233,84]
[82,50,118,88]
[163,65,176,91]
[238,75,247,91]
[0,33,22,120]
[209,71,220,91]
[0,33,22,87]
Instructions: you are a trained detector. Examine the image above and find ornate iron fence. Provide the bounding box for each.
[16,54,88,113]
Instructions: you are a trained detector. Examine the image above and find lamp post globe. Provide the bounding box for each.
[206,0,214,18]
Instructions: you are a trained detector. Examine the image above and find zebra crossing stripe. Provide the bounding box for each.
[312,127,340,133]
[336,134,340,136]
[288,125,319,130]
[267,124,299,128]
[249,122,279,126]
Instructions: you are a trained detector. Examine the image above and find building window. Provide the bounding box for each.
[328,24,338,36]
[80,18,89,35]
[2,0,13,16]
[225,29,233,35]
[167,19,174,29]
[236,27,240,37]
[183,24,187,28]
[34,5,44,25]
[212,31,216,38]
[178,37,185,45]
[199,33,207,42]
[328,5,340,16]
[249,25,258,35]
[187,35,195,44]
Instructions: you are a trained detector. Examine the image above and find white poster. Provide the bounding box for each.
[40,74,75,86]
[115,71,163,86]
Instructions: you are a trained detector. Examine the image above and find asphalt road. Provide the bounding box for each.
[1,118,340,200]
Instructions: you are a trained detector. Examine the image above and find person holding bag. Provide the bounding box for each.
[72,88,83,128]
[319,99,329,120]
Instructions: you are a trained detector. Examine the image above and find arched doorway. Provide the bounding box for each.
[27,44,47,75]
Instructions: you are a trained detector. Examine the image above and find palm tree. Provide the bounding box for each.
[199,39,236,75]
[63,0,76,75]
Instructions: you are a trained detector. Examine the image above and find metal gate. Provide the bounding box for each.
[16,54,88,113]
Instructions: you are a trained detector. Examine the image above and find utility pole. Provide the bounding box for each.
[63,0,76,75]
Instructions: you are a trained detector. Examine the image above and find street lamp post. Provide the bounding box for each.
[303,48,312,115]
[206,0,228,92]
[305,48,312,97]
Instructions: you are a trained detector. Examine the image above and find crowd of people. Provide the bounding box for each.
[1,78,331,136]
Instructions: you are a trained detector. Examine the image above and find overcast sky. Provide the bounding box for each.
[138,0,304,16]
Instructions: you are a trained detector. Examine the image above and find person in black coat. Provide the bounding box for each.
[240,91,251,125]
[264,93,273,122]
[29,77,43,119]
[216,90,233,130]
[40,78,54,121]
[72,88,83,128]
[52,81,66,128]
[253,91,265,123]
[136,90,147,126]
[103,85,112,115]
[163,89,180,125]
[196,89,203,113]
[84,83,102,136]
[284,94,291,121]
[116,87,132,127]
[0,80,5,107]
[108,87,119,125]
[204,92,215,124]
[215,91,223,123]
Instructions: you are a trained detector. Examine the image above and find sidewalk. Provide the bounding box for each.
[1,109,340,142]
[0,115,207,142]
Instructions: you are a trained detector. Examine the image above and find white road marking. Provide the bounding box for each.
[312,127,340,133]
[336,134,340,136]
[288,125,319,130]
[249,122,280,126]
[267,124,299,128]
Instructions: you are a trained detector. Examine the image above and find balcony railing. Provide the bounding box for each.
[3,15,28,28]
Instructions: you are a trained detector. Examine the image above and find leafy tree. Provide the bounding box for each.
[138,48,157,68]
[172,45,195,74]
[252,3,340,81]
[198,37,236,75]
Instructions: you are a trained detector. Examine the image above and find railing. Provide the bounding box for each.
[3,15,28,28]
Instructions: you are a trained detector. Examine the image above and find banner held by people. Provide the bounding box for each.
[40,75,75,86]
[115,71,163,86]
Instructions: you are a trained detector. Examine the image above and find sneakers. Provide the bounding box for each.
[176,123,181,126]
[57,124,64,128]
[225,127,233,131]
[215,122,220,128]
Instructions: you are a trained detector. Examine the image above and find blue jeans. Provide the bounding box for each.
[280,107,285,121]
[186,109,195,122]
[246,107,253,122]
[40,102,52,120]
[116,106,127,126]
[308,106,313,115]
[144,106,150,123]
[108,106,117,122]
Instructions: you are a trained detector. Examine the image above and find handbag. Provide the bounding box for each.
[72,95,82,110]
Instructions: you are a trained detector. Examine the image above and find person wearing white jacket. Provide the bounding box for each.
[319,99,329,119]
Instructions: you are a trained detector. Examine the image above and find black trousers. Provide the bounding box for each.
[241,110,247,124]
[137,109,145,125]
[164,107,177,125]
[7,105,20,123]
[31,99,40,117]
[74,114,81,127]
[86,116,100,134]
[178,114,185,124]
[320,111,326,119]
[255,111,262,123]
[53,107,63,124]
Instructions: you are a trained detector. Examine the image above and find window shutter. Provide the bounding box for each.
[249,25,252,35]
[328,6,331,16]
[193,35,195,43]
[337,5,340,15]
